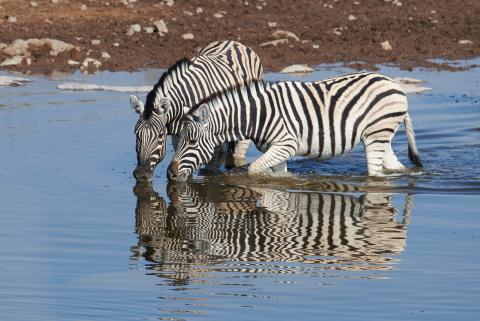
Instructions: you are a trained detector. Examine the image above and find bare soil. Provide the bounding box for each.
[1,0,479,75]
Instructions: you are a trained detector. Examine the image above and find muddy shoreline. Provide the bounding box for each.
[1,0,479,75]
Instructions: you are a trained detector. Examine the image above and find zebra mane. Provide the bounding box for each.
[188,79,270,116]
[143,57,192,119]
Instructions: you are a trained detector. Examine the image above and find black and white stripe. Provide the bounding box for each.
[132,182,412,281]
[130,40,264,181]
[168,72,422,181]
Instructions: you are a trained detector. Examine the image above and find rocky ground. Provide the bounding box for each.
[0,0,479,75]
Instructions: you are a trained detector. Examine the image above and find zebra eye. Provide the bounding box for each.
[190,139,198,145]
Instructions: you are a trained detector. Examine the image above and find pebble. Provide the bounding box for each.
[153,19,168,35]
[7,16,17,23]
[68,59,80,65]
[80,57,102,73]
[458,39,473,45]
[332,27,343,36]
[30,1,38,7]
[381,40,392,51]
[80,4,87,11]
[127,24,141,36]
[272,30,300,42]
[182,33,194,40]
[51,0,59,4]
[312,44,320,49]
[213,12,223,18]
[196,7,203,14]
[113,42,120,47]
[162,0,174,6]
[0,55,23,67]
[259,39,289,47]
[280,64,314,74]
[184,10,193,16]
[91,39,101,46]
[348,14,357,21]
[144,27,154,34]
[268,22,277,28]
[101,52,111,59]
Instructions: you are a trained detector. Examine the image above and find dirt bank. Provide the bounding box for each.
[1,0,479,75]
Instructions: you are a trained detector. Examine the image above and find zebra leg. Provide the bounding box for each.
[248,143,295,176]
[363,137,389,177]
[205,144,227,171]
[383,144,405,171]
[225,140,250,169]
[171,134,180,151]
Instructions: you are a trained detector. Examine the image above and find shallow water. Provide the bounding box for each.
[0,62,479,321]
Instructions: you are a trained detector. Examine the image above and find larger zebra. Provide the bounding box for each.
[132,181,412,284]
[167,73,422,181]
[129,40,263,182]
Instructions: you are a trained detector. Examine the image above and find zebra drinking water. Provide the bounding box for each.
[167,72,422,181]
[129,40,263,182]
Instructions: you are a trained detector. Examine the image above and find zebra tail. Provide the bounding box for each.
[404,112,423,168]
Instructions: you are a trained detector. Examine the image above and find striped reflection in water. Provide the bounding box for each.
[131,182,412,284]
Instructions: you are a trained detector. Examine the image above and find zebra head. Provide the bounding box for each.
[167,104,217,182]
[130,94,171,182]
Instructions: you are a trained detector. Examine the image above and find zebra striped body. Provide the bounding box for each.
[132,182,411,283]
[130,40,263,181]
[168,72,422,181]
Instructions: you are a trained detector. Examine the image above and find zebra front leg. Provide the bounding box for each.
[248,143,296,176]
[363,137,388,177]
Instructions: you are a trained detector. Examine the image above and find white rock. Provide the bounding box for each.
[381,40,392,51]
[458,39,473,45]
[280,64,314,74]
[80,4,87,10]
[80,57,102,72]
[3,38,75,57]
[213,12,223,18]
[51,0,59,4]
[184,10,193,16]
[332,27,343,36]
[312,44,320,49]
[394,77,431,94]
[196,7,203,14]
[259,39,289,47]
[0,56,24,67]
[0,75,31,86]
[268,22,277,28]
[153,19,168,35]
[57,83,151,93]
[162,0,174,6]
[67,59,80,65]
[7,16,17,23]
[113,42,120,47]
[272,30,300,42]
[30,1,39,7]
[144,27,154,34]
[91,39,101,46]
[348,14,357,21]
[182,33,194,40]
[127,24,141,36]
[101,51,111,59]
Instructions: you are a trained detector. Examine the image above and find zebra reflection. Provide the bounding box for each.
[131,182,412,284]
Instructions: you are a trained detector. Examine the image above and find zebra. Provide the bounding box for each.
[129,40,264,182]
[132,181,412,283]
[167,72,422,181]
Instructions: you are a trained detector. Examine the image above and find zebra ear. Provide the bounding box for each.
[153,96,171,116]
[130,95,144,115]
[192,104,211,124]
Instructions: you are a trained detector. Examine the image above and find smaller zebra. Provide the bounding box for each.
[167,73,422,182]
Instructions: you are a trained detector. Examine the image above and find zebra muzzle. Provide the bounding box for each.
[133,165,153,182]
[167,161,188,182]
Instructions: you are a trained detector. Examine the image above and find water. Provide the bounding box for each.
[0,62,479,321]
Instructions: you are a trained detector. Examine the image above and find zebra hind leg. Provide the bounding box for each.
[225,140,249,169]
[363,137,390,177]
[382,143,405,171]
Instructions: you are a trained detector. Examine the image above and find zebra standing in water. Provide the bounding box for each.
[167,73,422,181]
[130,40,263,181]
